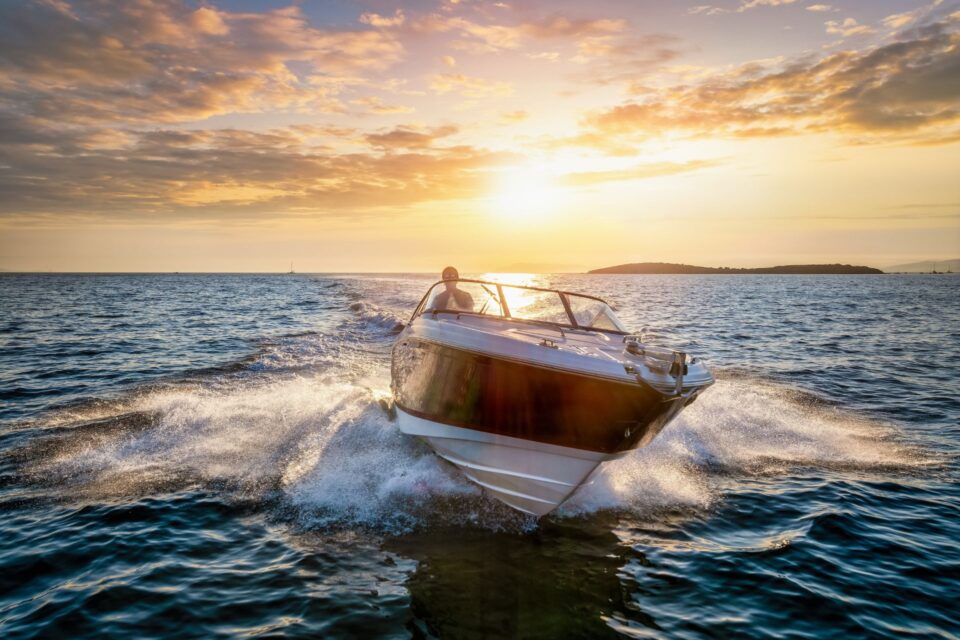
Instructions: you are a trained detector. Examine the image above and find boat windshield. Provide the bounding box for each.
[415,279,628,333]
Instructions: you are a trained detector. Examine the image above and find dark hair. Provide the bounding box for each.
[442,266,459,280]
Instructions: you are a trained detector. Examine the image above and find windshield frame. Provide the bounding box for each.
[410,278,628,335]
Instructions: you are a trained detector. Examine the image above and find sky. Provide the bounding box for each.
[0,0,958,272]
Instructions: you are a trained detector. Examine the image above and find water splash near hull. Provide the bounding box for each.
[12,367,929,533]
[562,376,932,516]
[3,274,957,639]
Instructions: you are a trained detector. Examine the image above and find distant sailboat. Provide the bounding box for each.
[287,262,295,274]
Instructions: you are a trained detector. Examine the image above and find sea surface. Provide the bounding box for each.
[0,273,957,639]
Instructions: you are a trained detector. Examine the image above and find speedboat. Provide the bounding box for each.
[390,278,714,516]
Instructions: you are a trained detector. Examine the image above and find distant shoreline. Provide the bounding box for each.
[6,267,960,275]
[588,262,884,275]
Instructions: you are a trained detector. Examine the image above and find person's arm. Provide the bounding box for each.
[453,289,475,311]
[431,291,450,310]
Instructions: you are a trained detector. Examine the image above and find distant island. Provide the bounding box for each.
[883,258,959,273]
[588,262,884,275]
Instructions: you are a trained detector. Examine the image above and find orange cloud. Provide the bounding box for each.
[351,96,416,114]
[0,123,514,219]
[559,160,719,186]
[586,20,960,143]
[882,11,919,29]
[519,16,626,38]
[825,17,874,37]
[539,132,638,157]
[689,0,799,16]
[360,10,406,28]
[429,73,513,98]
[410,12,627,53]
[190,7,230,36]
[0,1,404,126]
[364,125,459,149]
[500,110,530,123]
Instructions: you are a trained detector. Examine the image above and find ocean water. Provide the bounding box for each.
[0,273,957,639]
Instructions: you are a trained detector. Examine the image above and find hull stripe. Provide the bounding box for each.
[431,450,579,487]
[457,473,558,505]
[415,336,646,389]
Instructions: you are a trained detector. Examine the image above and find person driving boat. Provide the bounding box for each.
[431,266,474,312]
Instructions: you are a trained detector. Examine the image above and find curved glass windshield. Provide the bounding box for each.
[499,285,568,325]
[565,293,628,332]
[422,281,504,316]
[415,279,627,333]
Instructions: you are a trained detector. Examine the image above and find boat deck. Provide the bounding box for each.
[407,313,714,392]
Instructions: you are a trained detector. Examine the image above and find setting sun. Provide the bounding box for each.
[0,0,956,272]
[490,165,564,222]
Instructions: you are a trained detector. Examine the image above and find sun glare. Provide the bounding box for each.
[490,165,563,222]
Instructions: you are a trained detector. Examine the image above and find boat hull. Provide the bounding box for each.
[396,407,613,516]
[391,336,709,515]
[390,285,714,516]
[392,337,693,455]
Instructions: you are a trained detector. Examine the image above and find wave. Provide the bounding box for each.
[347,301,405,334]
[562,377,933,516]
[15,368,931,533]
[18,374,532,531]
[8,281,934,532]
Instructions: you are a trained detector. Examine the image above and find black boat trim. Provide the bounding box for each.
[411,334,712,395]
[410,334,653,391]
[392,338,696,453]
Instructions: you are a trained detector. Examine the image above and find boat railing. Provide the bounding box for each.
[411,278,627,335]
[434,309,569,338]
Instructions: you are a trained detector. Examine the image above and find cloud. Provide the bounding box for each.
[0,1,404,127]
[409,12,625,53]
[882,11,920,29]
[558,160,719,186]
[191,7,230,35]
[0,123,513,219]
[570,33,685,87]
[0,2,546,222]
[527,51,561,61]
[538,132,639,157]
[429,73,513,97]
[806,4,836,12]
[688,0,799,15]
[687,6,726,16]
[364,125,459,149]
[359,10,406,28]
[406,11,671,90]
[585,18,960,143]
[825,17,875,37]
[519,16,626,38]
[417,16,523,52]
[0,115,718,221]
[500,110,529,123]
[351,96,415,114]
[3,0,956,230]
[738,0,799,11]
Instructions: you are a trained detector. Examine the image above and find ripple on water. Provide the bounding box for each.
[0,273,957,638]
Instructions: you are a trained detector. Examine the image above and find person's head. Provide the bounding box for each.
[442,266,459,290]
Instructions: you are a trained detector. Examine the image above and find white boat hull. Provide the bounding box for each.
[396,407,618,516]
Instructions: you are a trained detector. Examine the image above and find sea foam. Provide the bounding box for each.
[561,377,927,516]
[27,367,925,532]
